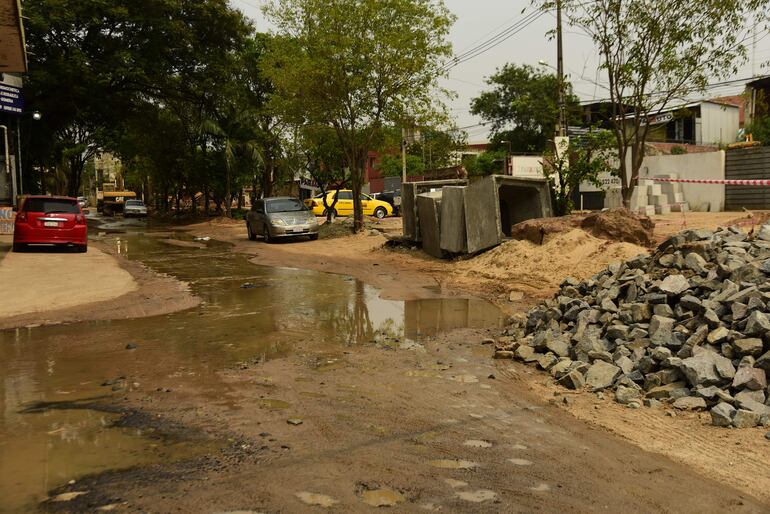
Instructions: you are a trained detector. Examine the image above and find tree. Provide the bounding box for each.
[462,151,505,176]
[263,0,455,232]
[542,129,616,215]
[547,0,769,207]
[470,64,581,153]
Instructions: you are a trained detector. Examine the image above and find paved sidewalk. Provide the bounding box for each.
[0,236,137,319]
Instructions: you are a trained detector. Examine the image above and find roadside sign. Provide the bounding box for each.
[0,84,23,115]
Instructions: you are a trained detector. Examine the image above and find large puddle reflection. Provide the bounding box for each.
[0,231,503,511]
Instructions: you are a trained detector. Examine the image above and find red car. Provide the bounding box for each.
[13,195,88,252]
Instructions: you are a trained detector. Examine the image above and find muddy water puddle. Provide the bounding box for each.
[0,230,502,511]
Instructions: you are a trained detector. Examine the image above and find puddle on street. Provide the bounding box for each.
[0,229,503,511]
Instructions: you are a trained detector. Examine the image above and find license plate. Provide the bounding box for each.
[44,221,59,227]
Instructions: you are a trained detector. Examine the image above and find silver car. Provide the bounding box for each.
[246,196,319,243]
[124,199,148,218]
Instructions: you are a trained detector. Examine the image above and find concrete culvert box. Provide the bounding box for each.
[465,175,552,254]
[402,179,467,242]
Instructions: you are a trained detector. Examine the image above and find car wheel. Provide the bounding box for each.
[76,244,87,253]
[322,208,337,220]
[12,242,26,252]
[309,234,319,241]
[247,222,256,241]
[373,207,387,219]
[263,224,272,243]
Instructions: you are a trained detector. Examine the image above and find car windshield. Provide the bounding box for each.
[266,199,306,213]
[24,198,79,214]
[125,200,143,206]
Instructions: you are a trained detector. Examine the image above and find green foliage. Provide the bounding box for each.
[745,116,770,146]
[542,129,616,215]
[670,145,688,155]
[462,151,505,176]
[545,0,770,206]
[378,154,425,177]
[470,64,581,153]
[263,0,455,231]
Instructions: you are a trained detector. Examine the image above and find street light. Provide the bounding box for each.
[500,139,512,175]
[32,111,42,121]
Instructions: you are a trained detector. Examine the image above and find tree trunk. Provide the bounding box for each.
[66,157,85,197]
[351,154,365,233]
[262,153,274,198]
[225,163,232,218]
[237,188,244,209]
[204,183,210,216]
[175,189,181,213]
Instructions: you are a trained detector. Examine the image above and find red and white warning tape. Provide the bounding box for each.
[643,177,770,186]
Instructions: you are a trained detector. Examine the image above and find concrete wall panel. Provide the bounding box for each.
[439,186,467,253]
[417,192,443,259]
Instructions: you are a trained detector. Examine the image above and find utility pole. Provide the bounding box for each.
[556,0,566,137]
[401,127,407,183]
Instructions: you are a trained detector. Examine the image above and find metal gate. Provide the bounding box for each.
[725,147,770,210]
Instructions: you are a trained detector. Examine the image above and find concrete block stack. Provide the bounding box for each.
[631,175,690,215]
[496,224,770,430]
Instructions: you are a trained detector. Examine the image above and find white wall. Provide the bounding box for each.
[700,103,739,145]
[635,151,726,211]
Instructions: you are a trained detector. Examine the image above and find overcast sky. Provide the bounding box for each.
[230,0,770,142]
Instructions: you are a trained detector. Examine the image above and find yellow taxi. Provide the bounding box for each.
[304,190,393,219]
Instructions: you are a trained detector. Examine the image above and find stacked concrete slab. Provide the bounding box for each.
[632,175,689,215]
[403,175,553,258]
[417,192,443,258]
[402,179,467,242]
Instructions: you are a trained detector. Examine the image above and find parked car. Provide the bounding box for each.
[77,196,88,209]
[246,196,319,243]
[372,191,401,216]
[124,199,148,218]
[13,195,88,252]
[304,190,393,219]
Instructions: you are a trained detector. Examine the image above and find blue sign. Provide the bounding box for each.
[0,84,24,115]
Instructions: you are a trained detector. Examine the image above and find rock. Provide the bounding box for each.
[744,311,770,335]
[584,361,621,391]
[706,327,729,345]
[493,350,514,359]
[644,398,663,409]
[545,337,570,358]
[537,353,558,370]
[630,303,653,322]
[732,367,768,391]
[649,316,675,345]
[756,351,770,372]
[558,370,585,390]
[514,346,539,363]
[615,355,635,375]
[509,290,524,302]
[287,418,304,426]
[756,224,770,241]
[549,359,572,378]
[735,398,770,416]
[615,385,641,405]
[735,389,765,405]
[659,275,691,295]
[711,402,736,427]
[732,409,761,428]
[672,396,707,410]
[125,343,137,350]
[685,252,708,274]
[680,350,735,387]
[653,304,675,318]
[732,338,764,357]
[645,381,688,399]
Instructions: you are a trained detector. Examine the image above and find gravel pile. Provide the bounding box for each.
[498,225,770,429]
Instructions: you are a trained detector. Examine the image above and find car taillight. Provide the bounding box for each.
[75,214,85,224]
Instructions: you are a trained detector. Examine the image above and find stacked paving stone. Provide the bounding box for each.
[498,224,770,429]
[631,175,689,216]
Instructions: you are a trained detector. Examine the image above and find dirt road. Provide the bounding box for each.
[4,214,770,512]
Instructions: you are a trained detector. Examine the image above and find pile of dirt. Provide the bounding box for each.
[452,229,648,297]
[580,209,655,246]
[509,209,655,247]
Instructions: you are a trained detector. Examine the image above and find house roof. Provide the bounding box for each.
[0,0,26,73]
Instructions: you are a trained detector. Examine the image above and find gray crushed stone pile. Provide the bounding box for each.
[498,225,770,429]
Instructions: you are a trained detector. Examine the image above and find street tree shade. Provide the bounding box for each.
[263,0,455,233]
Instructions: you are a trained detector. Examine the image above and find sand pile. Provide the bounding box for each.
[454,229,648,297]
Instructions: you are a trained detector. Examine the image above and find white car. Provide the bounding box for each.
[124,199,148,218]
